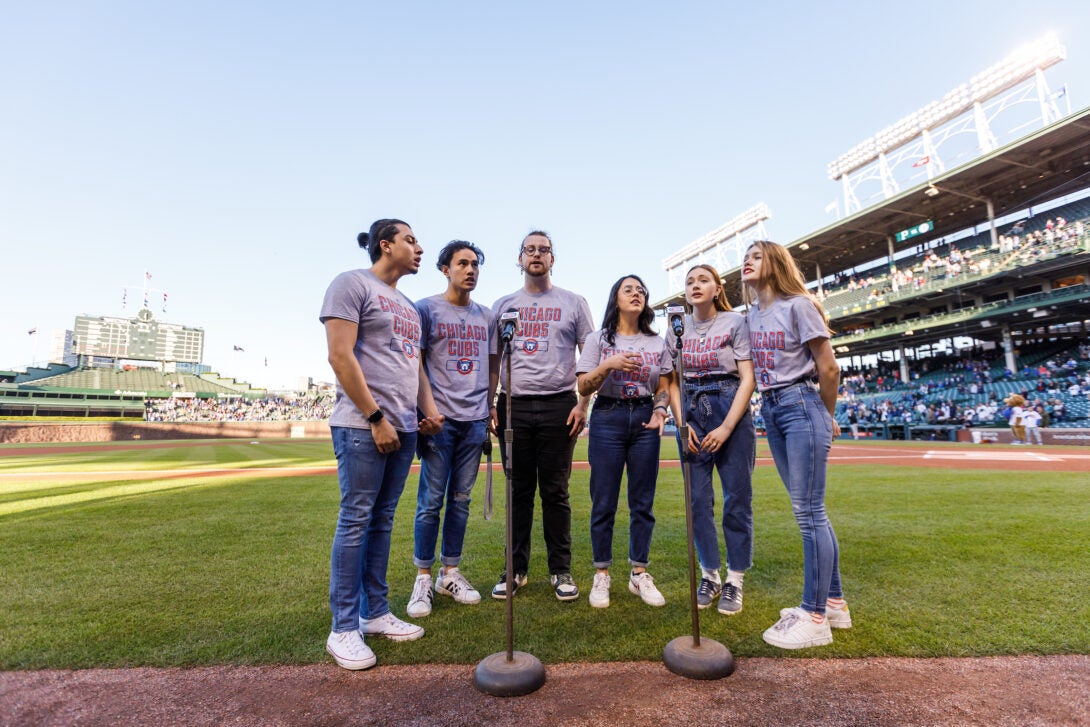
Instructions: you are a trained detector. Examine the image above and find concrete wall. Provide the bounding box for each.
[0,420,331,444]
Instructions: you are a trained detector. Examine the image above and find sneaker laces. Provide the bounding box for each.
[722,582,741,602]
[774,610,803,632]
[410,576,431,603]
[697,577,718,599]
[593,572,610,589]
[555,573,575,588]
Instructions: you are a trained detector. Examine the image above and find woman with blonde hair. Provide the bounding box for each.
[741,240,850,649]
[666,263,756,615]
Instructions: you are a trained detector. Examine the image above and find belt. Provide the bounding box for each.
[761,377,819,403]
[684,373,739,383]
[595,395,654,406]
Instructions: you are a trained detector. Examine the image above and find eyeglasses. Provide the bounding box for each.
[521,246,552,256]
[620,285,648,298]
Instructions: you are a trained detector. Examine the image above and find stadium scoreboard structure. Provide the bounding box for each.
[72,308,204,364]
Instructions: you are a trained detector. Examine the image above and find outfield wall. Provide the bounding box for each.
[0,421,331,444]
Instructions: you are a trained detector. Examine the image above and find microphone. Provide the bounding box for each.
[500,308,519,343]
[666,305,685,337]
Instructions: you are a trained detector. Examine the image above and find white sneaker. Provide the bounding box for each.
[628,571,665,607]
[825,602,853,629]
[326,630,376,670]
[780,602,852,629]
[589,572,611,608]
[435,569,481,605]
[359,611,424,642]
[763,607,833,649]
[406,574,434,618]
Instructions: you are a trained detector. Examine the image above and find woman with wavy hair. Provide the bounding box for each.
[741,240,850,649]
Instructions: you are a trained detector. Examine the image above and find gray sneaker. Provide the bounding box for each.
[717,581,743,615]
[696,577,721,609]
[550,572,579,601]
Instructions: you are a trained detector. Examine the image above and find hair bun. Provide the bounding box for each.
[357,232,370,248]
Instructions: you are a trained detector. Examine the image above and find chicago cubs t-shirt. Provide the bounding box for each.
[490,286,594,397]
[577,330,673,399]
[416,295,495,421]
[665,311,751,380]
[746,295,829,392]
[320,268,423,431]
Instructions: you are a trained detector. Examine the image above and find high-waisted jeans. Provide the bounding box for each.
[761,382,844,614]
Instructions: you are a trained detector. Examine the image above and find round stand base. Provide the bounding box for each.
[663,635,736,680]
[474,651,546,697]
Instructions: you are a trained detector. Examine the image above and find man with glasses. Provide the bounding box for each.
[489,231,594,602]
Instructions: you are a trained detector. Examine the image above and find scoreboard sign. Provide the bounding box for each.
[72,309,204,363]
[895,220,934,243]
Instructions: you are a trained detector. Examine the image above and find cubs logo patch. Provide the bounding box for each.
[523,339,539,354]
[456,358,474,375]
[622,383,640,398]
[401,340,415,358]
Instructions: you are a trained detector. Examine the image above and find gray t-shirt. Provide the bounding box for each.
[416,295,495,421]
[577,330,673,399]
[665,311,751,380]
[490,286,594,397]
[746,295,829,392]
[320,268,423,431]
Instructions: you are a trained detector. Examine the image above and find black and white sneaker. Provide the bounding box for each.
[550,572,579,601]
[491,572,527,600]
[696,577,721,609]
[718,581,743,615]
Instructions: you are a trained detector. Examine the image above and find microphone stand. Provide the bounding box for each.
[474,333,546,697]
[662,312,735,680]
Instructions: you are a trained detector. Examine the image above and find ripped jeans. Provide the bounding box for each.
[413,418,488,569]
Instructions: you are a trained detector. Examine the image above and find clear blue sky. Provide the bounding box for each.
[3,2,1088,389]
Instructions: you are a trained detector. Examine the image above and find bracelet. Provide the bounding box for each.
[653,405,668,413]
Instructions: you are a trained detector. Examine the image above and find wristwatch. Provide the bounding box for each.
[367,408,385,424]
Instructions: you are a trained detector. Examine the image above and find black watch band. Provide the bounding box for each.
[367,408,385,424]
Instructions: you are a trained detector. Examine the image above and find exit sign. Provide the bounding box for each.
[895,220,934,242]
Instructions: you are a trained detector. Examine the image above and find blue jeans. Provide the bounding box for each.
[588,399,661,569]
[413,418,488,569]
[762,383,844,614]
[329,425,417,632]
[680,379,755,573]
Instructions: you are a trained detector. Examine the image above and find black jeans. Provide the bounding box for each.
[496,391,577,575]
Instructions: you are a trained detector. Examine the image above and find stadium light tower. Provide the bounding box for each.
[662,203,770,292]
[829,33,1068,215]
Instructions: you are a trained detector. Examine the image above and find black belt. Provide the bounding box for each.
[595,395,654,406]
[684,373,739,383]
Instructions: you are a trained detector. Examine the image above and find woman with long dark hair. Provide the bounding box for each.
[576,274,672,608]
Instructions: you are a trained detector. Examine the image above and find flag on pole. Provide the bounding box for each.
[264,356,268,367]
[145,271,152,280]
[233,345,245,352]
[912,155,930,168]
[28,328,37,335]
[1050,83,1067,100]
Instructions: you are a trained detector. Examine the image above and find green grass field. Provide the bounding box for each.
[0,437,1087,669]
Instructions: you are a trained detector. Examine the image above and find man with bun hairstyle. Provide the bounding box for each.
[320,218,444,670]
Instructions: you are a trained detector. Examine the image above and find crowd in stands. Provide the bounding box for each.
[145,394,333,422]
[818,211,1087,314]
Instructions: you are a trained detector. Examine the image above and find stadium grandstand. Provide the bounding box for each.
[655,35,1090,443]
[0,305,331,423]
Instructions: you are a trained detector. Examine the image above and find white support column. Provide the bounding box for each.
[973,101,998,153]
[1002,325,1016,373]
[986,199,999,251]
[1035,68,1062,124]
[898,343,910,383]
[878,152,899,199]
